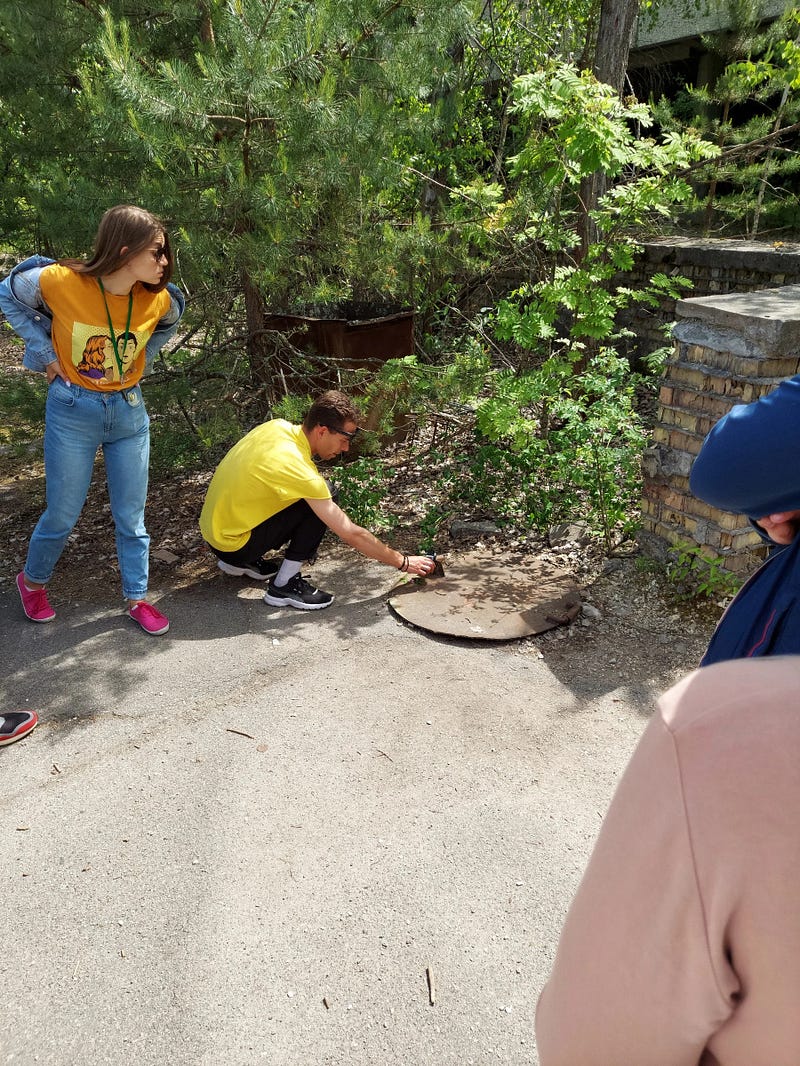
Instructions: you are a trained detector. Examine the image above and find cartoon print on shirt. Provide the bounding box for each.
[72,324,140,384]
[75,335,109,380]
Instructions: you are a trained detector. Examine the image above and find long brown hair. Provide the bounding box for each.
[62,204,173,292]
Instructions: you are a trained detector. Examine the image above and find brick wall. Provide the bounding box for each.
[640,284,800,575]
[619,237,800,365]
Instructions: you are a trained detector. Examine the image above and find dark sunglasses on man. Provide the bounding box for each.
[328,424,360,442]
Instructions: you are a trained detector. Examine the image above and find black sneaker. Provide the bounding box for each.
[264,574,334,610]
[217,557,280,581]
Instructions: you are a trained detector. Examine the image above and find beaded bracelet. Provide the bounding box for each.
[398,553,409,572]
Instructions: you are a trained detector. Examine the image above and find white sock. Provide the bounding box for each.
[274,559,303,587]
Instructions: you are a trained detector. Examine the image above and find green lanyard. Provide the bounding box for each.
[97,279,134,382]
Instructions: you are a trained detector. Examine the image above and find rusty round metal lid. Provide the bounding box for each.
[388,550,581,640]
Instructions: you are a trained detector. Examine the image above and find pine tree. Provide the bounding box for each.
[0,0,202,252]
[82,0,481,388]
[651,6,800,236]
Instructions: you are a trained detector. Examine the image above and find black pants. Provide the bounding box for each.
[209,487,336,567]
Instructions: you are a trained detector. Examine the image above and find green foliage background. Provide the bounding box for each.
[1,0,798,554]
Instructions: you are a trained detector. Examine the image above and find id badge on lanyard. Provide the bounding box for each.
[97,279,134,384]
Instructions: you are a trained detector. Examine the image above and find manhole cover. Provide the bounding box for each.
[388,550,581,640]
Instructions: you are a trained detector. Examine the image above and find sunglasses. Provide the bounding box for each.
[328,425,360,442]
[150,245,168,262]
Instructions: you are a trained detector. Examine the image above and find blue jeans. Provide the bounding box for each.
[24,378,151,600]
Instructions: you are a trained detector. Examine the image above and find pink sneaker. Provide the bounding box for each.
[128,601,170,635]
[16,572,56,623]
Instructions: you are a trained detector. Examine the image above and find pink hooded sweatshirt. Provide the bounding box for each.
[536,656,800,1066]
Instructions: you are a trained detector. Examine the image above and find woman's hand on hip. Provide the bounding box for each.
[45,360,68,385]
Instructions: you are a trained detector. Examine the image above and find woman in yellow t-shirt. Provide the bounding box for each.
[0,205,185,634]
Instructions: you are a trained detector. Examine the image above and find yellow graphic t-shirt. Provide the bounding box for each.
[199,420,332,552]
[39,264,171,392]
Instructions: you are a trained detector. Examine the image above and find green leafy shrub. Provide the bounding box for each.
[456,347,648,548]
[418,506,447,554]
[144,370,247,474]
[666,541,743,603]
[333,457,396,533]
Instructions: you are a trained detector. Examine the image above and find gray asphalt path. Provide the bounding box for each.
[1,554,695,1066]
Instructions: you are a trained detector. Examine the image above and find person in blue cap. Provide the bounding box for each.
[690,373,800,664]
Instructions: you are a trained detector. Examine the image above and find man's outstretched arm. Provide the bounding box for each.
[307,496,435,576]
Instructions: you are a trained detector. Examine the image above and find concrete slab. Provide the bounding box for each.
[676,285,800,351]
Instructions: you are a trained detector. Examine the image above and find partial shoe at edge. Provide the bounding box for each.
[0,710,39,747]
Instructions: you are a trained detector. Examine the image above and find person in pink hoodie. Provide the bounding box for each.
[535,655,800,1066]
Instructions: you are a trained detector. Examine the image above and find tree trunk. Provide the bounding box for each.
[199,3,216,46]
[703,99,731,235]
[242,269,274,405]
[578,0,638,254]
[592,0,638,94]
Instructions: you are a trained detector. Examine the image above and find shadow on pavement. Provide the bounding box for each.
[0,556,402,730]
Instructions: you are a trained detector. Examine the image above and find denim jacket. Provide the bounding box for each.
[0,254,186,374]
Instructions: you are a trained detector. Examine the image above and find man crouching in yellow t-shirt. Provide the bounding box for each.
[199,390,436,609]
